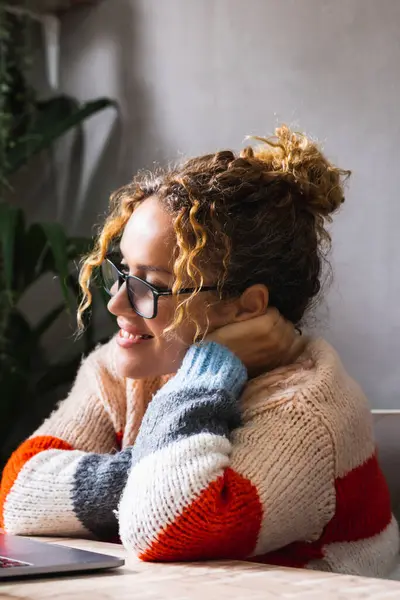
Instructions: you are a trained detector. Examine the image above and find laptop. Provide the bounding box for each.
[0,533,124,579]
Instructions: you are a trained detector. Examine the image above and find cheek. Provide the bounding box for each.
[149,298,200,347]
[187,297,231,336]
[146,299,176,338]
[148,296,225,344]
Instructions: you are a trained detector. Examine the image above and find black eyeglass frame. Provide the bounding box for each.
[101,257,219,319]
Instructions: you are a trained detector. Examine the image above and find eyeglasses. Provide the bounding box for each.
[101,258,219,319]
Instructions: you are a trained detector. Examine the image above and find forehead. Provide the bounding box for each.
[120,196,176,265]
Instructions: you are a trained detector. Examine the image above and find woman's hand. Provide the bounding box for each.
[206,308,308,377]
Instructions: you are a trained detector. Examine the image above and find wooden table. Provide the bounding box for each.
[1,538,400,599]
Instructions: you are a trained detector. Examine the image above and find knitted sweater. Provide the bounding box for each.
[0,338,398,577]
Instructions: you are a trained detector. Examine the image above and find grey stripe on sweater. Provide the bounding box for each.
[72,448,132,540]
[130,387,242,465]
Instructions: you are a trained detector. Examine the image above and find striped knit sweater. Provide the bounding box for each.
[0,337,398,576]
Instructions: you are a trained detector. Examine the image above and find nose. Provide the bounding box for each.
[107,282,135,318]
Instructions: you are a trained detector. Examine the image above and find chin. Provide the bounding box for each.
[113,338,186,380]
[114,345,153,379]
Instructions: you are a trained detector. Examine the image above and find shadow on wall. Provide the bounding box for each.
[60,0,154,237]
[10,0,154,239]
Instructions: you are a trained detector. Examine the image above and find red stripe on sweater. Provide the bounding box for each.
[253,453,392,568]
[115,431,123,450]
[0,436,73,529]
[139,467,263,562]
[322,452,392,544]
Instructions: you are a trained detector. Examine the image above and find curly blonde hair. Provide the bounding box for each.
[78,125,350,336]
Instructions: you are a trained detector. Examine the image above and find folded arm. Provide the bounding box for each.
[118,341,336,561]
[0,342,131,540]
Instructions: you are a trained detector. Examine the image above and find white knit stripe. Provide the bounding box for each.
[3,449,92,536]
[308,516,400,578]
[119,433,231,554]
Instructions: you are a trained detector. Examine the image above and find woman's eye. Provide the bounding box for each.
[149,280,169,291]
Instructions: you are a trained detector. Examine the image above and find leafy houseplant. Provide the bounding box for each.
[0,203,100,468]
[0,4,116,188]
[0,4,116,470]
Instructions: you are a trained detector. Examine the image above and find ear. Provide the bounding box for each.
[231,284,269,322]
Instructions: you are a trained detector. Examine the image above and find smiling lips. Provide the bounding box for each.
[120,329,153,341]
[116,319,154,348]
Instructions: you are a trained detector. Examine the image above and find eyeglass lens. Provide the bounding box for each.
[101,260,155,318]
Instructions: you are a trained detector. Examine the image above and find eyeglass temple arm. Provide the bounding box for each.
[156,286,218,297]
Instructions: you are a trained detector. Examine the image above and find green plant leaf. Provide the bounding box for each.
[23,223,52,286]
[0,202,24,292]
[6,96,117,175]
[36,222,72,310]
[0,309,34,370]
[67,236,93,262]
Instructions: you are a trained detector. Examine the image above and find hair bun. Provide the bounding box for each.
[242,125,351,219]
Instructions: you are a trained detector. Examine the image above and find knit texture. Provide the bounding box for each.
[0,337,398,577]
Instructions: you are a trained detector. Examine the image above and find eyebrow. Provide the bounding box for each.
[119,245,172,276]
[136,264,173,276]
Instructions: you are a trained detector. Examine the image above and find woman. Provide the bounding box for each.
[0,126,398,577]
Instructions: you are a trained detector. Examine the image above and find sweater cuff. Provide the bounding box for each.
[163,341,247,397]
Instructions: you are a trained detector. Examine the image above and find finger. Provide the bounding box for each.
[261,307,281,335]
[261,315,287,347]
[270,314,296,349]
[266,307,283,329]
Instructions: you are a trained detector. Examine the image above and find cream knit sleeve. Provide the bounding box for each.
[0,340,131,540]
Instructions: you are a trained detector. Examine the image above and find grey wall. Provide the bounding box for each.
[38,0,399,406]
